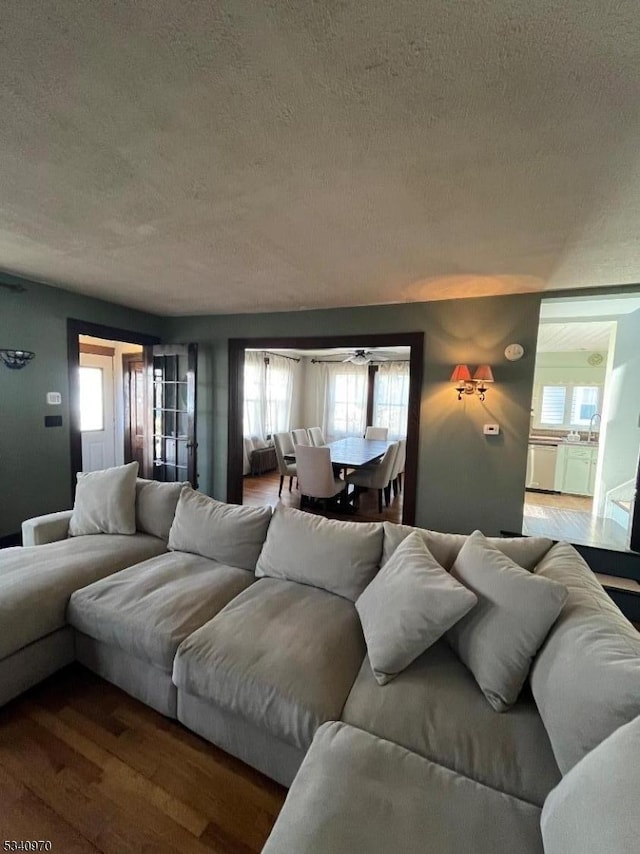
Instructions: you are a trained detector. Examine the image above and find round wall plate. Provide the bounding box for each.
[587,352,603,366]
[504,343,524,361]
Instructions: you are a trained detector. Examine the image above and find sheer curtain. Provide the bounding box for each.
[243,351,266,439]
[265,353,296,435]
[373,361,410,439]
[243,351,297,439]
[321,362,368,441]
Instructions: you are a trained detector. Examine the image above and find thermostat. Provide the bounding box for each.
[46,392,62,405]
[483,424,500,436]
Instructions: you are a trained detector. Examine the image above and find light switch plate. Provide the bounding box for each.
[483,423,500,435]
[46,392,62,405]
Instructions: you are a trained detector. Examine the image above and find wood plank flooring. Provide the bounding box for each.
[523,490,630,551]
[243,470,403,524]
[0,666,286,853]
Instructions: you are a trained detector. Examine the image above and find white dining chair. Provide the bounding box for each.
[273,432,297,497]
[308,426,326,447]
[365,426,389,441]
[295,445,346,509]
[291,428,311,446]
[391,438,407,495]
[347,442,398,513]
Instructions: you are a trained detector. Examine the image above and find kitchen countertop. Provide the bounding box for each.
[529,436,599,447]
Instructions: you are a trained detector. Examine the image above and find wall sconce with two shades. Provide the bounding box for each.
[450,364,494,401]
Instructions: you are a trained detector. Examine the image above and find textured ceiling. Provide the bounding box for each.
[1,1,639,315]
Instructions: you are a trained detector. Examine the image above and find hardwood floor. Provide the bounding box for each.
[523,490,630,550]
[0,666,286,853]
[243,469,404,524]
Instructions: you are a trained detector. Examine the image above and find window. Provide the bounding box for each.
[571,386,600,426]
[332,372,367,437]
[243,351,296,438]
[373,363,409,439]
[540,386,566,426]
[79,367,104,431]
[535,384,602,430]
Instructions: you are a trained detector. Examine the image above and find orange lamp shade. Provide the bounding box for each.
[473,364,494,383]
[450,364,472,383]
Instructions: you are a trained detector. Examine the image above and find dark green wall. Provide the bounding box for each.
[164,292,542,536]
[0,274,162,536]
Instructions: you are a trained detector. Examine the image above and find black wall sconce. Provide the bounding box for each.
[0,349,36,369]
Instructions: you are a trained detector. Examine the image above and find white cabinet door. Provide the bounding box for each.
[558,446,598,496]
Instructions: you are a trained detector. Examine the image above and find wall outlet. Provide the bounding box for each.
[483,424,500,435]
[46,392,62,405]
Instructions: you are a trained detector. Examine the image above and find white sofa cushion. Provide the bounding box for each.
[69,462,139,536]
[68,551,254,671]
[541,715,640,854]
[168,486,272,571]
[255,505,383,601]
[356,532,477,685]
[447,531,567,712]
[342,640,561,807]
[135,478,187,541]
[263,721,544,854]
[382,522,553,571]
[531,542,640,774]
[173,578,366,751]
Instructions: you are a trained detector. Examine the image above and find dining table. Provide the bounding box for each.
[323,437,392,469]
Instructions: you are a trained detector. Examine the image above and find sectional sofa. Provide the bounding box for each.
[1,464,638,853]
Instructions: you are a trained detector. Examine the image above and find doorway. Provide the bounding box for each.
[523,293,640,552]
[78,336,143,472]
[227,333,423,525]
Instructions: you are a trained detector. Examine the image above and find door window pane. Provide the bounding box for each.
[79,367,104,432]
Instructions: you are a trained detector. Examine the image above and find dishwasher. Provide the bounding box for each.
[526,444,558,491]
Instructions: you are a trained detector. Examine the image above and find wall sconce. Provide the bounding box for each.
[451,364,494,401]
[0,349,36,370]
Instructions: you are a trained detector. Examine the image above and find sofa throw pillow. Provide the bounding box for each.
[446,530,568,712]
[69,461,139,536]
[382,522,553,572]
[135,478,188,541]
[356,531,477,685]
[541,715,640,854]
[255,505,383,601]
[168,486,272,571]
[531,541,640,774]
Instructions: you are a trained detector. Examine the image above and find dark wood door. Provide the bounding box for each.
[146,344,198,487]
[123,354,146,470]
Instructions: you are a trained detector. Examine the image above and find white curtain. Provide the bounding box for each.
[243,351,297,439]
[243,351,266,439]
[321,362,368,441]
[373,361,410,440]
[265,353,296,435]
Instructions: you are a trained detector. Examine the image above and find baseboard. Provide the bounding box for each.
[0,531,21,549]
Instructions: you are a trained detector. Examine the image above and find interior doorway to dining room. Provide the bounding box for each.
[227,334,423,525]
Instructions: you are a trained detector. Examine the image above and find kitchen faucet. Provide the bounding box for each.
[587,412,602,443]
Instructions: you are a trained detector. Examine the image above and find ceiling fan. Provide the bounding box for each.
[342,349,390,365]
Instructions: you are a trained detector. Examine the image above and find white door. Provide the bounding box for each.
[80,353,116,472]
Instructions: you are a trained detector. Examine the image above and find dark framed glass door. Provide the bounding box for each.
[147,344,198,486]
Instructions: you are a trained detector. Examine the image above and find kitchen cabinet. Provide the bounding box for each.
[555,444,599,496]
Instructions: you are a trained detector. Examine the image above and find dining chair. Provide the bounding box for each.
[391,438,407,495]
[364,426,389,440]
[273,432,297,497]
[347,442,398,513]
[295,444,346,510]
[291,428,311,446]
[308,426,326,447]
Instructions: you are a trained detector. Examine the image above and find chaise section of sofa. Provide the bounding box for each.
[263,721,544,854]
[0,530,166,705]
